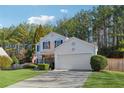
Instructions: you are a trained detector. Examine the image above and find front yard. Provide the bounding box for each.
[0,69,45,88]
[2,68,124,88]
[83,71,124,88]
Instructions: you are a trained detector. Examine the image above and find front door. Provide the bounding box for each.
[42,54,55,70]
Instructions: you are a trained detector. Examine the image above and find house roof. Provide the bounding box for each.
[39,32,66,42]
[0,47,9,56]
[0,47,12,60]
[55,37,98,51]
[49,32,66,38]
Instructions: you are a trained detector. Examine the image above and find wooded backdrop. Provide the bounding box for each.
[0,5,124,62]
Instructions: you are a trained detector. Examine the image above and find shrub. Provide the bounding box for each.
[22,63,38,69]
[98,46,124,58]
[90,55,108,71]
[0,55,13,69]
[11,56,19,64]
[38,64,49,70]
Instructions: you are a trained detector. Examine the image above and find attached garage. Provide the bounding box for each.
[55,37,98,70]
[56,53,92,70]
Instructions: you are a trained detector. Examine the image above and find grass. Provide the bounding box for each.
[0,69,46,88]
[83,71,124,88]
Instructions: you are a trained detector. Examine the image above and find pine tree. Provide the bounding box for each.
[32,25,45,52]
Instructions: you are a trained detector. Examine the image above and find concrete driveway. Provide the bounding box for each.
[7,70,91,88]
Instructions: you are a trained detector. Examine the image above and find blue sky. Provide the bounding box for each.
[0,5,96,27]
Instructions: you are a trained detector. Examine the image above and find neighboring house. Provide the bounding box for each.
[36,32,98,70]
[5,43,32,55]
[0,47,12,61]
[5,44,32,51]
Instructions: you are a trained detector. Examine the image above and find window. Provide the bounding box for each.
[37,45,40,52]
[43,41,50,49]
[55,40,63,47]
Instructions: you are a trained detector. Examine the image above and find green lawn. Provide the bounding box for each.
[0,69,45,88]
[83,71,124,88]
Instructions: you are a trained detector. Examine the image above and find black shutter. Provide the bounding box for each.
[55,41,56,47]
[61,40,63,44]
[37,45,39,52]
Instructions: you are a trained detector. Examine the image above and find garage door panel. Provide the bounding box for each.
[55,54,92,70]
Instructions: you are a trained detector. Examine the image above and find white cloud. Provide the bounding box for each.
[60,9,68,13]
[27,15,55,25]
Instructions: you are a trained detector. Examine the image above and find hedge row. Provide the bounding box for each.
[98,47,124,58]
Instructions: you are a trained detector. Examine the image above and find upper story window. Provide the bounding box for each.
[43,41,50,49]
[55,40,63,47]
[37,45,40,52]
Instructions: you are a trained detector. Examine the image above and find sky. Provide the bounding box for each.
[0,5,96,27]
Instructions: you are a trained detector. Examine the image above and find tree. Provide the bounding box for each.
[92,6,113,48]
[0,26,17,48]
[112,6,124,46]
[33,25,45,44]
[55,10,93,41]
[0,56,13,69]
[0,6,124,59]
[32,25,45,52]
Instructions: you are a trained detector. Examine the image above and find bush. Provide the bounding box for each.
[38,64,49,70]
[90,55,108,71]
[11,56,19,64]
[22,63,38,69]
[98,46,124,58]
[0,56,13,69]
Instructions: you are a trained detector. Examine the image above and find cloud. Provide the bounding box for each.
[60,9,68,13]
[27,15,55,25]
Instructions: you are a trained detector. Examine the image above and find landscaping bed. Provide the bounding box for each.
[83,71,124,88]
[0,69,45,88]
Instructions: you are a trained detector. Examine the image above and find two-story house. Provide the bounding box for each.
[35,32,66,64]
[36,32,97,70]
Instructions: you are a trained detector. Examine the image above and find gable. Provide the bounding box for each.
[55,37,98,55]
[0,47,12,60]
[39,32,66,42]
[35,32,67,53]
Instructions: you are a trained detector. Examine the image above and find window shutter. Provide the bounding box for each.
[37,45,39,52]
[55,41,56,47]
[61,40,63,44]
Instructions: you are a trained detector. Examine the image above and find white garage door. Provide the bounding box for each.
[55,53,92,70]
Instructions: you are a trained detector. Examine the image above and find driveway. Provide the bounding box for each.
[7,70,91,88]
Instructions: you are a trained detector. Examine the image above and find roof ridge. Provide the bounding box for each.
[70,37,97,47]
[55,36,98,51]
